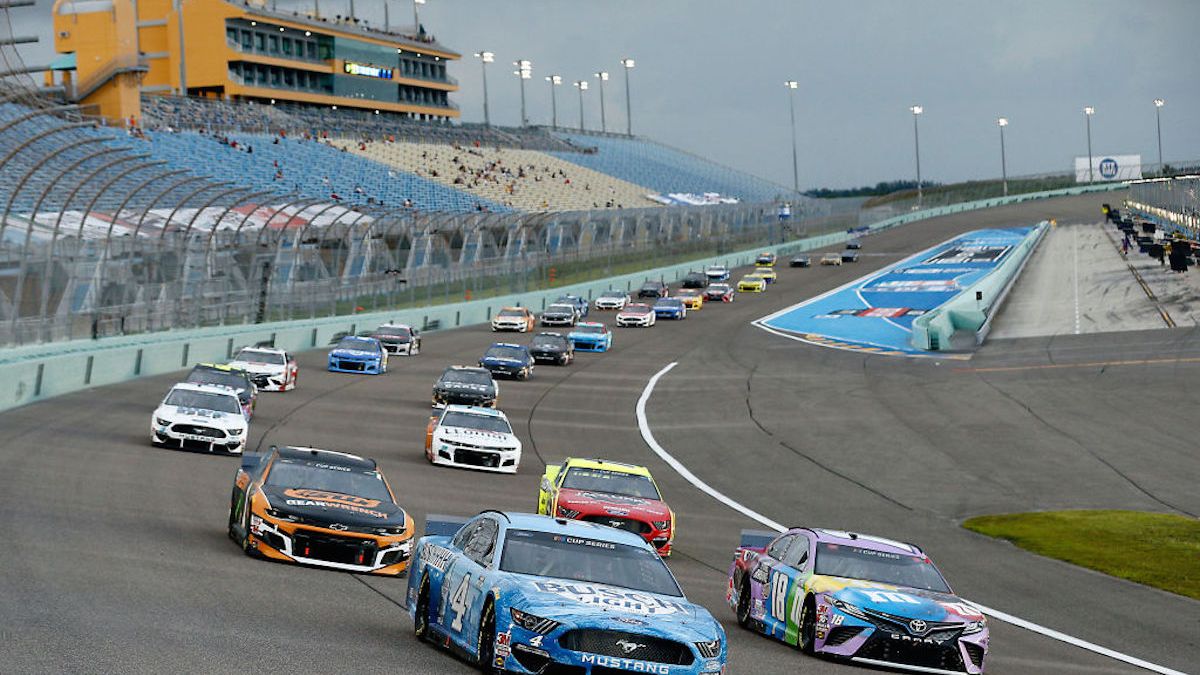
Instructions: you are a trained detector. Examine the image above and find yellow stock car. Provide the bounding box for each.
[755,251,777,267]
[676,288,705,310]
[737,275,767,293]
[748,268,777,284]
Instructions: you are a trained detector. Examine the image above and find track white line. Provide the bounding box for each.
[636,361,1189,675]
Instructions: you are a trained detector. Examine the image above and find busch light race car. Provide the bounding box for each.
[480,342,535,380]
[408,512,727,674]
[568,322,612,352]
[151,382,248,454]
[327,334,388,374]
[727,528,988,674]
[433,365,498,408]
[228,345,298,392]
[229,445,415,575]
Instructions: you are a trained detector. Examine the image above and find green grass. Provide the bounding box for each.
[963,510,1200,600]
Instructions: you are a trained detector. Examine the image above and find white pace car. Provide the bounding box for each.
[151,382,249,454]
[228,346,298,392]
[593,289,631,311]
[424,404,522,474]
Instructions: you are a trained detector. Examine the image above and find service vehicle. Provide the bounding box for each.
[407,512,727,674]
[540,303,578,328]
[593,289,630,311]
[433,366,498,408]
[728,528,989,674]
[370,323,421,355]
[186,363,257,418]
[228,446,414,575]
[151,382,248,454]
[492,307,536,332]
[637,280,670,299]
[480,343,535,380]
[677,288,705,310]
[705,265,731,282]
[654,297,688,320]
[528,332,575,366]
[425,405,522,473]
[681,271,710,289]
[328,335,387,374]
[738,275,767,293]
[567,322,613,352]
[705,283,736,302]
[755,251,777,267]
[820,252,843,266]
[537,458,676,556]
[616,302,656,327]
[790,255,811,268]
[228,346,298,392]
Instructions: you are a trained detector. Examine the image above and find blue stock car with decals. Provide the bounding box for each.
[567,322,612,352]
[327,335,388,374]
[408,512,727,675]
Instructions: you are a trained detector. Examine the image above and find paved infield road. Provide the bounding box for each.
[1,192,1196,674]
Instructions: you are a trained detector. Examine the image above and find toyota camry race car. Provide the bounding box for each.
[493,307,536,332]
[567,322,612,352]
[594,289,630,311]
[728,528,988,674]
[425,405,522,473]
[537,458,675,556]
[228,346,298,392]
[481,343,535,380]
[705,265,730,282]
[151,382,248,454]
[328,335,388,374]
[186,363,257,418]
[676,288,705,311]
[228,445,414,575]
[540,303,579,328]
[370,323,421,355]
[654,297,688,320]
[407,512,727,675]
[737,275,766,293]
[704,283,735,303]
[433,366,498,408]
[529,332,574,366]
[616,303,656,327]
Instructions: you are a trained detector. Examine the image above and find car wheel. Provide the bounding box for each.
[477,598,499,673]
[798,597,817,654]
[735,577,753,628]
[227,488,242,540]
[240,497,255,557]
[414,577,433,642]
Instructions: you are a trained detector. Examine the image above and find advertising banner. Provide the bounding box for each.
[1074,155,1143,183]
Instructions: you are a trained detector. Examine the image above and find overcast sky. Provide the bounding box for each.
[6,0,1199,190]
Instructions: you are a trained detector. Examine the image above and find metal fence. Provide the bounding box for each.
[1129,176,1200,219]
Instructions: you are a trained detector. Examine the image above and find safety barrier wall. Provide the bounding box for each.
[910,221,1049,351]
[0,181,1125,414]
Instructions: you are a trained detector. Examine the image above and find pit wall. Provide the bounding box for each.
[0,183,1123,414]
[910,221,1049,351]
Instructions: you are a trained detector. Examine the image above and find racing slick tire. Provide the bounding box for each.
[477,597,500,674]
[798,596,817,655]
[227,488,242,541]
[411,341,421,356]
[735,577,752,628]
[414,577,433,643]
[239,495,256,557]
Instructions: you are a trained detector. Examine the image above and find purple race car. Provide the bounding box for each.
[727,528,988,674]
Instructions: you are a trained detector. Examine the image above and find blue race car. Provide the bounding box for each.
[327,335,388,374]
[654,297,688,320]
[408,512,728,675]
[554,294,590,319]
[480,342,535,380]
[567,322,612,352]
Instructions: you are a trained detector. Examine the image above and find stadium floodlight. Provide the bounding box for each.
[474,51,495,126]
[594,71,610,133]
[574,80,589,131]
[1084,106,1095,183]
[514,60,533,126]
[910,105,923,207]
[620,58,635,135]
[997,117,1009,196]
[1153,99,1165,171]
[546,74,563,129]
[784,81,800,194]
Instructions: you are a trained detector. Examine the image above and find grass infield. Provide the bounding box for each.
[962,510,1200,600]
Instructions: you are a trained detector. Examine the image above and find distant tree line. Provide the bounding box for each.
[805,180,943,199]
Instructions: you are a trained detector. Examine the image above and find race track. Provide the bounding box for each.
[2,192,1196,674]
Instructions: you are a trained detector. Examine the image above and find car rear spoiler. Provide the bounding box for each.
[425,514,470,537]
[739,529,778,549]
[253,339,275,348]
[328,331,350,345]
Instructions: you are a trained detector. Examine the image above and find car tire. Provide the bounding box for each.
[477,598,499,674]
[736,577,752,628]
[798,596,817,654]
[227,488,241,541]
[240,496,255,557]
[414,577,433,642]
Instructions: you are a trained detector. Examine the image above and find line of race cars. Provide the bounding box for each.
[148,239,990,675]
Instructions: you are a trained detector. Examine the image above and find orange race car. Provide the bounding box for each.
[229,445,414,575]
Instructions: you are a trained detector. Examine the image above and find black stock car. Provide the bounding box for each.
[528,332,575,366]
[432,366,498,408]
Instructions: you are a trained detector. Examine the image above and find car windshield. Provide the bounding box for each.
[486,346,527,360]
[336,337,379,353]
[440,411,512,434]
[441,369,493,386]
[555,297,579,305]
[547,304,575,313]
[599,291,624,299]
[562,467,661,500]
[234,349,285,365]
[265,459,393,502]
[707,267,726,273]
[500,529,683,597]
[532,335,566,348]
[573,324,605,334]
[625,305,651,313]
[376,325,411,338]
[640,283,660,290]
[656,299,682,307]
[186,367,248,391]
[709,285,730,292]
[163,388,242,414]
[498,309,526,318]
[814,543,950,593]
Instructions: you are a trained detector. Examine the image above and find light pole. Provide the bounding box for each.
[474,51,494,126]
[594,71,609,133]
[910,105,923,207]
[412,0,424,33]
[1084,106,1095,183]
[784,81,799,195]
[546,75,562,129]
[513,59,532,126]
[1153,98,1165,172]
[574,80,588,131]
[997,117,1009,197]
[620,58,635,136]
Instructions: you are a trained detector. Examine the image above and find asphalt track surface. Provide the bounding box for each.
[2,192,1197,674]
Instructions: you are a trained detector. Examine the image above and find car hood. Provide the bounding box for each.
[261,485,406,527]
[436,381,494,394]
[557,488,670,520]
[156,404,243,425]
[227,361,284,375]
[435,425,520,448]
[530,343,566,352]
[482,356,527,365]
[618,309,650,317]
[569,332,606,339]
[375,334,411,343]
[330,348,379,359]
[810,575,981,624]
[504,577,718,633]
[542,311,574,318]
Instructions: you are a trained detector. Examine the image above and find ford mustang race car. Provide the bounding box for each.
[705,265,730,282]
[540,303,579,328]
[654,297,688,320]
[493,306,536,332]
[370,323,421,355]
[755,251,777,267]
[676,288,704,310]
[186,363,257,418]
[704,283,735,303]
[480,343,535,380]
[749,268,778,284]
[328,335,388,374]
[425,405,522,473]
[681,271,709,289]
[737,275,766,293]
[151,382,248,454]
[536,458,675,556]
[637,280,670,299]
[554,295,590,319]
[821,252,843,266]
[728,528,988,674]
[228,346,297,392]
[529,332,575,366]
[228,445,414,575]
[433,366,498,408]
[567,322,612,352]
[594,289,630,311]
[616,303,656,327]
[408,512,727,674]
